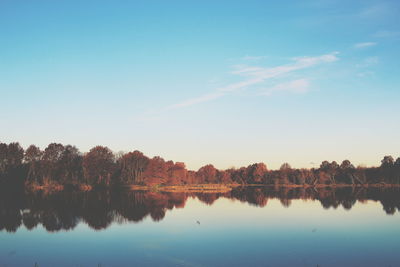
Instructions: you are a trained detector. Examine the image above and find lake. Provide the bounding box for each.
[1,187,400,267]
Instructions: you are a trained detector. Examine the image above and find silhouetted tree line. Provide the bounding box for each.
[0,142,400,188]
[1,187,399,233]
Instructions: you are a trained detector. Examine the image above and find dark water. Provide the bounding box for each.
[1,187,400,267]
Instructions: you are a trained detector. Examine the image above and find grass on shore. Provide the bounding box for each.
[25,183,400,193]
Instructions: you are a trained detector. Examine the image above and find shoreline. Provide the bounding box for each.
[22,183,400,193]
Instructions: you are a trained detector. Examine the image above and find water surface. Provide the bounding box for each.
[1,187,400,266]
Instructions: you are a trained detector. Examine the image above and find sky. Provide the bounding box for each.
[0,0,399,170]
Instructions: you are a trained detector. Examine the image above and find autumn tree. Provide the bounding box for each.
[24,145,43,184]
[319,161,339,184]
[381,156,394,167]
[340,160,354,170]
[217,170,232,184]
[59,145,83,184]
[6,142,24,168]
[167,162,187,185]
[119,151,150,184]
[196,164,217,184]
[83,146,116,186]
[339,160,356,184]
[0,143,8,175]
[186,170,197,184]
[280,163,291,171]
[395,157,400,167]
[379,156,397,184]
[42,143,65,182]
[228,167,247,185]
[247,163,267,184]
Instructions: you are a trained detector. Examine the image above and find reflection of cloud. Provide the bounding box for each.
[168,52,338,110]
[354,42,376,49]
[167,257,205,267]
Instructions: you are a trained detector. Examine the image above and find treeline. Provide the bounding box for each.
[0,142,400,189]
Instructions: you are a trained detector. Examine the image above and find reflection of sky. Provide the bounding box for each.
[1,198,400,266]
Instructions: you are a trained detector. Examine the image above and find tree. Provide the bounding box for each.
[120,151,150,184]
[340,160,355,170]
[319,161,339,184]
[196,164,217,184]
[339,160,356,184]
[218,170,232,184]
[43,143,64,163]
[0,143,8,174]
[320,161,330,170]
[229,167,247,184]
[6,142,24,168]
[379,156,397,184]
[42,143,65,182]
[168,162,187,185]
[381,156,394,167]
[24,145,43,163]
[395,157,400,167]
[280,163,291,171]
[247,163,267,184]
[83,146,115,186]
[24,145,43,183]
[59,145,82,184]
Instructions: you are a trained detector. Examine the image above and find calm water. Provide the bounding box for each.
[1,187,400,267]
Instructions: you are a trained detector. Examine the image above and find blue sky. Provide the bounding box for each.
[1,0,399,170]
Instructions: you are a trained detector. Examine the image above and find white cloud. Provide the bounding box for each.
[354,42,377,49]
[373,30,400,39]
[359,4,393,19]
[233,53,338,79]
[261,79,311,96]
[167,52,339,109]
[167,92,224,110]
[241,55,267,61]
[357,71,375,78]
[357,56,379,68]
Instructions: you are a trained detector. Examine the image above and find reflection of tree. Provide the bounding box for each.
[2,187,400,233]
[81,191,114,230]
[0,209,22,232]
[197,193,220,205]
[114,191,148,222]
[150,208,166,221]
[22,211,39,230]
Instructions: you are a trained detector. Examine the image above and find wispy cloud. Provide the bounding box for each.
[241,55,267,61]
[354,42,377,49]
[233,53,338,78]
[355,56,379,77]
[261,79,311,96]
[358,4,393,19]
[357,56,379,68]
[167,52,338,110]
[373,30,400,39]
[167,92,225,109]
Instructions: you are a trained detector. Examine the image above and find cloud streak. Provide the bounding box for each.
[354,42,377,49]
[261,79,311,96]
[373,30,400,39]
[241,55,267,61]
[167,52,339,110]
[167,92,225,109]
